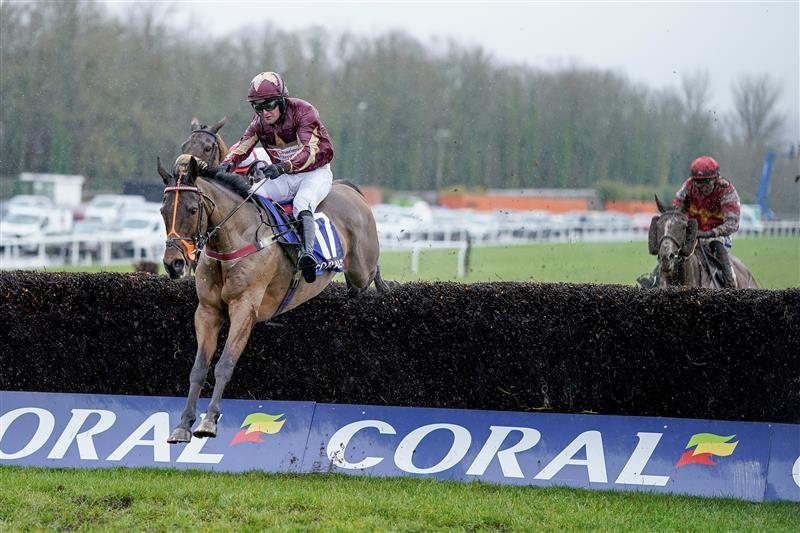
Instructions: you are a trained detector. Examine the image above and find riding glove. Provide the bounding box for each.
[264,163,287,180]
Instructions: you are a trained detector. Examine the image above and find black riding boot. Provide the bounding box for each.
[709,240,736,288]
[297,210,318,283]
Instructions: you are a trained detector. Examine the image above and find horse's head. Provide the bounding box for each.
[157,155,210,279]
[649,195,698,276]
[180,117,228,167]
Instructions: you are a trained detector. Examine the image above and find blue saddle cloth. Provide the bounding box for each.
[257,197,345,273]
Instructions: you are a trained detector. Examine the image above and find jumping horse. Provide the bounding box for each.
[648,196,758,288]
[158,155,392,442]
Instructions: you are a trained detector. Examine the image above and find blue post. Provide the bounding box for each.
[756,150,776,220]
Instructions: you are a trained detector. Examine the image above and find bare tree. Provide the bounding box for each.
[731,74,786,146]
[681,69,711,115]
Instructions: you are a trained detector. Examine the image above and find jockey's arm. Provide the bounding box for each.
[283,107,334,173]
[222,120,260,168]
[713,211,740,237]
[712,184,742,237]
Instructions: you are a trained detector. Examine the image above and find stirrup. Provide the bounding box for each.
[298,253,317,283]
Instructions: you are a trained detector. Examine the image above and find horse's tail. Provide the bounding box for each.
[334,179,365,198]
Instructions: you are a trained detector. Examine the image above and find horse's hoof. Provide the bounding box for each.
[193,419,217,439]
[167,428,192,444]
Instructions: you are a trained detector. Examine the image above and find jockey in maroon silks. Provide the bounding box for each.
[217,71,335,283]
[671,155,741,287]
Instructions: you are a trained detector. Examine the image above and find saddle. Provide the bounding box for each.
[254,196,345,274]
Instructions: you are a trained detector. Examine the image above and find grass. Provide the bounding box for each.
[1,466,797,532]
[377,236,800,288]
[39,237,800,289]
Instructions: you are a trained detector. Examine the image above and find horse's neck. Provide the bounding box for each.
[199,179,261,251]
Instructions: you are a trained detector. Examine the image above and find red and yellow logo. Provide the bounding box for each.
[676,433,738,468]
[229,413,286,447]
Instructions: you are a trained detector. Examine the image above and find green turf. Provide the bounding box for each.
[34,237,800,289]
[1,466,796,532]
[377,237,800,288]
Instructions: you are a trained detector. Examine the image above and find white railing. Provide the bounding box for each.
[1,218,797,273]
[0,233,165,270]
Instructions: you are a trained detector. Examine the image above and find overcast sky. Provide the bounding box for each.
[103,1,799,141]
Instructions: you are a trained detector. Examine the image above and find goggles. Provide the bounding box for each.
[251,98,282,112]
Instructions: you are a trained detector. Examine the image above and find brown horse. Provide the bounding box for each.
[648,196,758,288]
[158,155,391,443]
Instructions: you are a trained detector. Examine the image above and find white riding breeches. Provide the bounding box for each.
[252,164,333,213]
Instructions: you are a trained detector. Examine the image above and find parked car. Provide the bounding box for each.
[4,194,73,234]
[116,211,167,258]
[83,194,146,225]
[0,212,47,240]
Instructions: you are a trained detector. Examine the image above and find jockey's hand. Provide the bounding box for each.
[697,230,716,239]
[264,163,287,180]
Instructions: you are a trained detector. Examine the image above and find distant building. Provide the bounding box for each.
[19,173,85,208]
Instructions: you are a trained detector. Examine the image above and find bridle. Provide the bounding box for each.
[163,172,216,266]
[657,210,696,259]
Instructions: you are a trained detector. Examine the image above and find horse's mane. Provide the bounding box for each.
[204,172,251,199]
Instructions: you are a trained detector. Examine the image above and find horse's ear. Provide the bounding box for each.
[648,216,660,255]
[655,194,666,213]
[187,156,199,185]
[157,157,172,185]
[210,117,226,133]
[682,219,698,255]
[190,117,201,131]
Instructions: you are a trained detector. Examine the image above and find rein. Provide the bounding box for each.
[163,175,294,263]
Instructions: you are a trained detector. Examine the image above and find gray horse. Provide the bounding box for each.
[646,196,758,288]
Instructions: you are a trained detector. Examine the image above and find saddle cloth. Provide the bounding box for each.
[257,197,345,273]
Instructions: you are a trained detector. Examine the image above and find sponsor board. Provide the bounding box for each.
[0,391,314,472]
[1,391,797,502]
[765,423,800,502]
[304,404,772,501]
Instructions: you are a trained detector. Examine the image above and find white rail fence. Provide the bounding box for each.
[1,220,797,273]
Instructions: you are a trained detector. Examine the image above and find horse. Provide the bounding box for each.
[181,117,229,167]
[648,196,758,288]
[157,155,392,443]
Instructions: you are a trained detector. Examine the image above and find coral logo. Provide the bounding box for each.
[676,433,738,468]
[229,413,286,446]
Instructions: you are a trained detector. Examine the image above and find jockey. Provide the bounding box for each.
[217,71,334,284]
[672,155,741,288]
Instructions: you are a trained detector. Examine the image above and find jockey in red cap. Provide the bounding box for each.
[671,155,741,287]
[217,71,335,284]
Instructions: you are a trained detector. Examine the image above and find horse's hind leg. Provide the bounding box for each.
[345,264,394,298]
[168,304,223,443]
[372,264,395,293]
[194,295,258,439]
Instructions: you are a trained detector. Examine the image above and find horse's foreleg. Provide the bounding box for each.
[168,304,223,444]
[193,297,258,439]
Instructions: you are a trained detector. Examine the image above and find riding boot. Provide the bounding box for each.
[297,210,318,283]
[709,240,736,288]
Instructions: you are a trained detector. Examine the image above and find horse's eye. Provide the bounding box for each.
[204,146,211,152]
[189,207,199,215]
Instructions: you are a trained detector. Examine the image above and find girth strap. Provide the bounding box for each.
[204,238,276,261]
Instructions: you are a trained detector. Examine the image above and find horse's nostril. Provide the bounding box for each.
[174,259,185,271]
